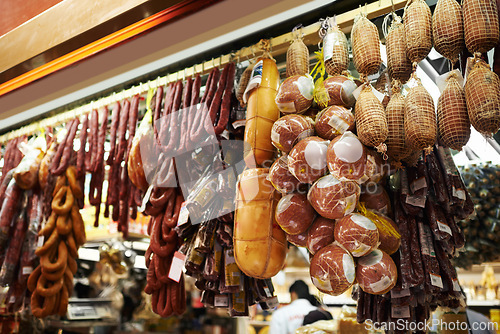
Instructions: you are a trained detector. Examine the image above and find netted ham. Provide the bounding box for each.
[385,84,408,162]
[464,59,500,135]
[432,0,464,64]
[386,15,412,83]
[323,75,358,108]
[236,61,254,107]
[334,213,379,257]
[271,115,313,154]
[356,249,397,295]
[309,244,356,296]
[327,132,373,184]
[276,193,316,235]
[307,217,336,255]
[463,0,500,54]
[286,31,310,77]
[437,72,470,150]
[288,136,329,184]
[404,80,437,152]
[315,105,355,140]
[404,0,433,64]
[351,14,382,76]
[323,24,350,76]
[268,156,307,194]
[275,75,314,114]
[307,174,360,219]
[355,85,388,151]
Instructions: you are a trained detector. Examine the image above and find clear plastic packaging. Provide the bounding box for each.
[314,105,355,140]
[275,193,316,235]
[309,244,356,296]
[307,174,360,219]
[271,115,314,153]
[356,249,397,295]
[268,156,307,194]
[275,75,314,114]
[323,76,357,108]
[334,213,379,257]
[307,216,336,255]
[327,132,372,184]
[288,136,329,184]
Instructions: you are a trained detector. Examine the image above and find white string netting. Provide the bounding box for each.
[386,17,412,84]
[463,0,500,54]
[432,0,464,64]
[464,60,500,135]
[351,15,382,76]
[403,0,433,64]
[437,73,470,150]
[385,82,408,162]
[355,86,388,150]
[404,82,437,151]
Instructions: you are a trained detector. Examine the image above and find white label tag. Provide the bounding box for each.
[370,276,393,293]
[405,195,426,208]
[139,184,154,213]
[214,295,229,307]
[243,60,263,103]
[177,202,189,227]
[276,101,296,113]
[391,288,411,298]
[392,305,411,318]
[410,177,427,193]
[37,236,45,248]
[430,273,443,288]
[22,267,33,275]
[437,221,453,236]
[8,296,15,304]
[452,279,461,292]
[232,120,246,129]
[168,251,187,283]
[312,277,333,293]
[452,186,466,200]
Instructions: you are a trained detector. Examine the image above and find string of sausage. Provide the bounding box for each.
[104,103,121,218]
[117,95,140,238]
[179,77,193,152]
[185,74,201,152]
[214,62,235,135]
[52,119,79,176]
[190,68,219,144]
[89,107,108,227]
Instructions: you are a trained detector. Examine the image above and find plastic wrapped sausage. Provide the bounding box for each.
[234,168,287,279]
[288,136,329,184]
[323,75,357,108]
[275,193,316,235]
[309,244,356,296]
[306,216,336,255]
[356,249,397,295]
[271,115,314,153]
[334,213,379,257]
[275,75,314,114]
[314,105,355,140]
[267,156,307,194]
[307,174,360,219]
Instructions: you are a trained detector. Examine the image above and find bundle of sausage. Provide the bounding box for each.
[356,146,473,329]
[143,187,186,317]
[28,168,86,318]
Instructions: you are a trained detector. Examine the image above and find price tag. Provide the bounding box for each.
[452,186,466,200]
[214,295,229,307]
[430,273,443,288]
[410,177,427,193]
[437,221,453,236]
[392,305,411,318]
[391,288,411,299]
[405,195,426,208]
[22,267,32,275]
[177,202,189,227]
[8,296,15,304]
[168,251,187,283]
[37,236,45,248]
[452,279,461,292]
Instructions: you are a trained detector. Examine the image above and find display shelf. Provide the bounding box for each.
[467,300,500,307]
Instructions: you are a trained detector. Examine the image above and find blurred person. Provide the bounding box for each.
[269,280,317,334]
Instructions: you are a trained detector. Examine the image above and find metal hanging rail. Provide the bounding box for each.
[0,0,405,144]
